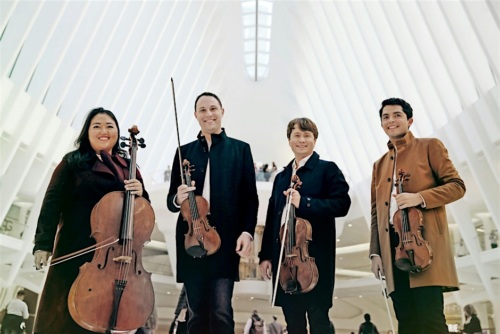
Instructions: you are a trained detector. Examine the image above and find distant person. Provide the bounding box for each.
[463,304,482,334]
[358,313,379,334]
[456,238,467,257]
[164,165,172,182]
[489,229,498,249]
[269,162,279,182]
[243,310,266,334]
[0,290,29,334]
[269,315,284,334]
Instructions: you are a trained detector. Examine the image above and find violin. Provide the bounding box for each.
[180,159,221,258]
[68,126,155,333]
[276,175,318,296]
[393,169,433,273]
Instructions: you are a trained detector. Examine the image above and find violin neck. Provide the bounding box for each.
[397,177,410,232]
[185,175,200,220]
[286,202,296,250]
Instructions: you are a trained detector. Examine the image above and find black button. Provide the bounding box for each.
[390,156,394,160]
[387,178,391,182]
[385,228,389,232]
[385,202,389,206]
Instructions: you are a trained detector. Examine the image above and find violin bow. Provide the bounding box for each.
[271,183,295,306]
[378,269,396,333]
[171,77,185,185]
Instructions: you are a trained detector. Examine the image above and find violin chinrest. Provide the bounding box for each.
[394,258,423,273]
[186,245,207,258]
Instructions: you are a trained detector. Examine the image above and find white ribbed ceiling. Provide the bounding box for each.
[1,0,499,332]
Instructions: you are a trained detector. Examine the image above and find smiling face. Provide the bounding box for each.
[194,95,224,140]
[288,124,316,162]
[381,104,413,142]
[88,113,118,154]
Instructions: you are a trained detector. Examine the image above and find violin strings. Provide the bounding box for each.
[188,192,200,238]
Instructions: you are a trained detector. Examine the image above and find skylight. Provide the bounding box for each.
[241,0,273,81]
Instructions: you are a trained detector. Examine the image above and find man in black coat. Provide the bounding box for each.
[166,92,259,334]
[259,118,351,334]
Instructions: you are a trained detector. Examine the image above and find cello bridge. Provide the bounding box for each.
[113,255,132,264]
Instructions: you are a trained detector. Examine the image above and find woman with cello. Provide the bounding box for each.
[259,118,351,334]
[33,108,152,334]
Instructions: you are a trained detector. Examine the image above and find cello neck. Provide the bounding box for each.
[120,126,143,241]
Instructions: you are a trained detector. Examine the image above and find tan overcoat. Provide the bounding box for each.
[370,131,465,295]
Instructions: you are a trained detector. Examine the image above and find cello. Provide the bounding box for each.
[170,78,221,258]
[68,126,155,333]
[272,175,318,304]
[393,169,433,273]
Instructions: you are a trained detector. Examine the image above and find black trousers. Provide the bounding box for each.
[1,314,24,334]
[184,277,234,334]
[281,300,331,334]
[389,226,449,334]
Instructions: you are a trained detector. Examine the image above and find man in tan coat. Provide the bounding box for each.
[370,98,465,334]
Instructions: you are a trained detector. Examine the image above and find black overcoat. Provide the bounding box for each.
[258,152,350,307]
[167,130,259,282]
[33,154,150,334]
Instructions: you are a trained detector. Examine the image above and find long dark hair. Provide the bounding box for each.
[65,108,126,168]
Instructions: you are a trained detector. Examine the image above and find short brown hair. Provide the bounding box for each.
[463,304,477,316]
[286,118,318,140]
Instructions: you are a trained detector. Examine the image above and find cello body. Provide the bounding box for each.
[68,192,155,333]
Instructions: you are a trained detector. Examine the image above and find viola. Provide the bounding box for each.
[393,169,433,273]
[277,175,318,295]
[180,159,221,258]
[68,126,155,333]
